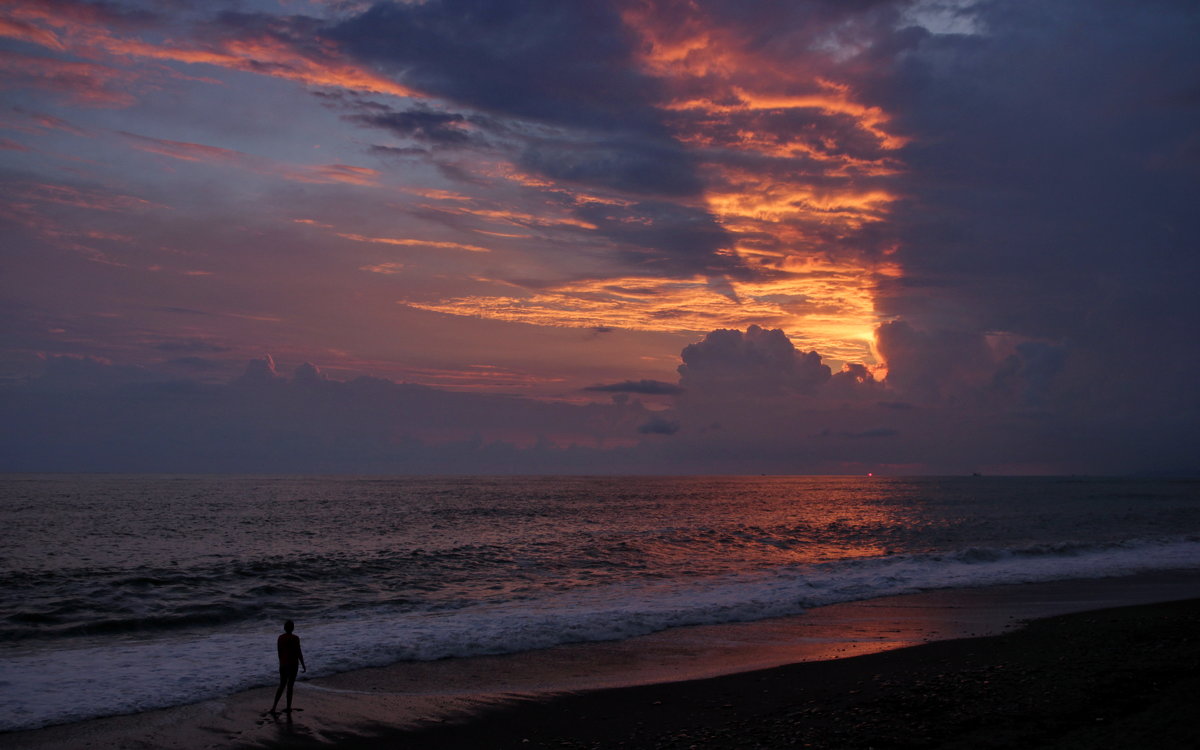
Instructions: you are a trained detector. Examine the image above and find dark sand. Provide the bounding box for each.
[397,594,1200,750]
[7,571,1200,749]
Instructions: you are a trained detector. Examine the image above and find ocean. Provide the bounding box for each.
[2,474,1199,731]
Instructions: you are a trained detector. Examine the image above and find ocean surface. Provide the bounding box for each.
[2,474,1200,731]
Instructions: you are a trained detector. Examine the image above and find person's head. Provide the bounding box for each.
[284,620,295,633]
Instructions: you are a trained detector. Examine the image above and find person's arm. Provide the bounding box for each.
[299,641,307,672]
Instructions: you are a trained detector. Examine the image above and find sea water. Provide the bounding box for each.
[2,474,1199,731]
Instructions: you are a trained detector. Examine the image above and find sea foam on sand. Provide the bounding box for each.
[6,570,1200,750]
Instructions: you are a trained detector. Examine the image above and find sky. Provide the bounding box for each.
[1,0,1198,475]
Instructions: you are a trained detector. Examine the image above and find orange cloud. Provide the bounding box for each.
[402,261,893,366]
[339,233,490,253]
[423,203,599,232]
[120,131,244,163]
[0,181,160,265]
[2,0,419,101]
[667,87,908,151]
[363,5,906,368]
[609,2,908,360]
[359,262,405,274]
[0,15,66,51]
[0,49,136,107]
[400,187,474,202]
[298,164,381,186]
[7,181,161,213]
[112,35,419,99]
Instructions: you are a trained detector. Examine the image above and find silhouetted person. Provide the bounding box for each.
[271,619,306,714]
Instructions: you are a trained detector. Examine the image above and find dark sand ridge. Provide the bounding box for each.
[6,570,1200,749]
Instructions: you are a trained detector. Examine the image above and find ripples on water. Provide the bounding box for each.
[1,475,1199,729]
[3,475,1200,643]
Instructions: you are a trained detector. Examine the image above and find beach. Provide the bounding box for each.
[7,570,1200,749]
[400,592,1200,750]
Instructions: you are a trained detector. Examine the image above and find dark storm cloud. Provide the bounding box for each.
[517,136,703,197]
[989,341,1066,409]
[584,379,684,395]
[327,0,659,130]
[873,320,993,404]
[811,0,1200,469]
[871,1,1200,339]
[572,199,737,275]
[651,320,1194,474]
[326,0,740,275]
[6,0,1197,476]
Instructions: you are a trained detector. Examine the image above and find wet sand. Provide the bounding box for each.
[7,570,1200,749]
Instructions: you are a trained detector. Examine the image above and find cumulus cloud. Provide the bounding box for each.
[2,323,1197,475]
[292,361,326,386]
[3,1,1197,476]
[677,325,832,396]
[233,354,283,387]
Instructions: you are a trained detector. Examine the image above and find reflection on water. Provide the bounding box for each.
[3,475,1200,730]
[3,475,1200,639]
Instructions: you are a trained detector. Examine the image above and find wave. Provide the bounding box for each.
[310,536,1200,668]
[2,605,264,641]
[3,535,1200,731]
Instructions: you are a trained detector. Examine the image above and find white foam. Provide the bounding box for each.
[3,536,1200,731]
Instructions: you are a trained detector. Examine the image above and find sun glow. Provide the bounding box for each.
[612,6,905,365]
[6,0,908,374]
[402,258,891,365]
[394,7,905,367]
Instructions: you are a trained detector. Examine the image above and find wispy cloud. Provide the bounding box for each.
[118,131,379,185]
[342,233,489,253]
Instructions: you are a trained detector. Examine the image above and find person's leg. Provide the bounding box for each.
[284,664,299,711]
[271,668,287,712]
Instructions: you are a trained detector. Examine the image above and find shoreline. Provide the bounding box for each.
[394,594,1200,750]
[6,570,1200,748]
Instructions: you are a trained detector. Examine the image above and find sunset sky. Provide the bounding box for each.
[2,0,1198,475]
